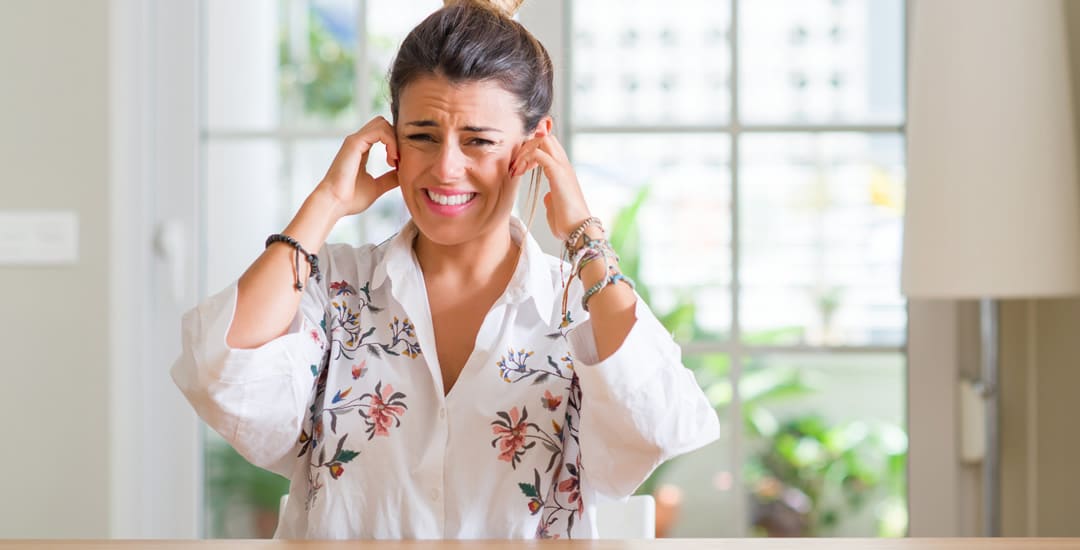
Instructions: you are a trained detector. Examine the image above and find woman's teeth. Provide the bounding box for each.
[426,190,477,206]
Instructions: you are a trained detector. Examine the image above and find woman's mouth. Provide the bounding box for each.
[422,188,478,216]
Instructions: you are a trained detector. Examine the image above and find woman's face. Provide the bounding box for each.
[395,74,542,247]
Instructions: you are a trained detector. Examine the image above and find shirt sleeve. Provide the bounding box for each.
[565,295,721,499]
[170,256,331,478]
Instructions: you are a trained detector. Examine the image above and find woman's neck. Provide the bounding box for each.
[413,224,520,288]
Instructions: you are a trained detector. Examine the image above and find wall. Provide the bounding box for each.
[0,0,111,537]
[998,0,1080,537]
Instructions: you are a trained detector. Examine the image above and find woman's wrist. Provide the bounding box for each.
[312,182,350,222]
[281,186,343,254]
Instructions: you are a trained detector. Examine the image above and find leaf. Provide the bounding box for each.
[330,411,338,434]
[518,483,538,498]
[310,365,319,376]
[336,449,360,463]
[334,434,348,458]
[533,373,550,385]
[361,326,376,340]
[545,449,560,473]
[318,446,326,466]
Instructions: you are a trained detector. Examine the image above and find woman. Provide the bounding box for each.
[173,0,719,539]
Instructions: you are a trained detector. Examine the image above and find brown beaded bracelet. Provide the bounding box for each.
[266,233,321,291]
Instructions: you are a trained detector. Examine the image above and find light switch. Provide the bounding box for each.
[0,210,79,265]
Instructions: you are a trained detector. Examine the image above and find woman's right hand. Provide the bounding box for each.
[318,116,401,219]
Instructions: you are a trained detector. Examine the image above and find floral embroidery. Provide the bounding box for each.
[329,280,357,296]
[492,406,533,467]
[534,375,585,538]
[327,281,421,361]
[351,360,367,380]
[540,390,562,411]
[491,405,563,472]
[492,340,585,538]
[496,347,574,384]
[356,381,408,439]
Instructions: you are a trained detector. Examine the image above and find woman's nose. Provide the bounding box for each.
[431,143,467,183]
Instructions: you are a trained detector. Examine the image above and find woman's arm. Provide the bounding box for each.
[573,225,637,361]
[226,117,400,349]
[506,122,635,361]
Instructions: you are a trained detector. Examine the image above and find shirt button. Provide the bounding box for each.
[438,407,446,420]
[430,488,440,502]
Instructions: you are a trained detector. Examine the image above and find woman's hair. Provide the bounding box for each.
[388,0,555,237]
[388,0,553,133]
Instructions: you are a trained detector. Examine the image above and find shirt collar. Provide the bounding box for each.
[371,216,555,324]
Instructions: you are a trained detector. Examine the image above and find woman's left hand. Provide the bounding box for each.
[509,134,592,242]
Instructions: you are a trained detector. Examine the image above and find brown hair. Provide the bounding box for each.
[388,0,554,133]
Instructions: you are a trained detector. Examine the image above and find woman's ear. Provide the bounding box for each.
[530,116,554,139]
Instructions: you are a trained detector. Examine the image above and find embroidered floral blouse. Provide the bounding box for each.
[171,217,720,539]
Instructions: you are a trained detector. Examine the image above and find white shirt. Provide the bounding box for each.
[171,217,720,539]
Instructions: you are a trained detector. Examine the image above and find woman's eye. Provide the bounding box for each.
[406,134,435,142]
[468,138,495,146]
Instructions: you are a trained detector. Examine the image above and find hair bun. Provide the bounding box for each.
[443,0,524,19]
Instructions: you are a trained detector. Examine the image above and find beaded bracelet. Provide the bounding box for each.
[581,233,620,264]
[564,216,603,257]
[581,271,636,312]
[265,233,321,291]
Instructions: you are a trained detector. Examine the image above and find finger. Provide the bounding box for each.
[509,137,544,175]
[512,147,555,178]
[359,150,371,179]
[539,134,570,164]
[355,117,399,167]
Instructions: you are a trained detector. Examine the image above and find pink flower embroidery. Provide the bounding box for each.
[491,406,537,468]
[540,390,562,411]
[357,381,408,439]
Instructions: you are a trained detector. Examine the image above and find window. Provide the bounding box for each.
[199,0,906,537]
[566,0,907,537]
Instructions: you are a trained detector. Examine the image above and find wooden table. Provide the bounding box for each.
[4,540,1080,550]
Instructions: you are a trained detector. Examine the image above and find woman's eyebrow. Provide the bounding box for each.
[404,120,502,133]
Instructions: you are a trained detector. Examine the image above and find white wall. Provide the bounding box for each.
[0,0,111,538]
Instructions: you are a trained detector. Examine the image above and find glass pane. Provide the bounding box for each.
[740,353,907,537]
[738,133,906,347]
[278,0,361,129]
[204,430,288,538]
[367,0,444,120]
[205,140,287,294]
[290,140,409,247]
[574,134,732,341]
[655,354,740,537]
[206,0,282,130]
[572,0,731,127]
[738,0,905,125]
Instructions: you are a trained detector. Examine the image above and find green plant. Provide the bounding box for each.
[205,436,289,538]
[278,10,356,121]
[744,414,907,537]
[611,186,907,537]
